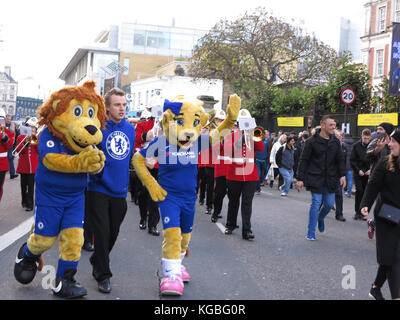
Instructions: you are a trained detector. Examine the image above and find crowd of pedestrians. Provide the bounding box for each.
[1,99,400,299]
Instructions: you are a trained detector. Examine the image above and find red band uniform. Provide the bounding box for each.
[0,126,15,201]
[15,133,39,211]
[224,131,264,239]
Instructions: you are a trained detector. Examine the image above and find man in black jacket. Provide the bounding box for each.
[350,129,373,221]
[296,116,346,240]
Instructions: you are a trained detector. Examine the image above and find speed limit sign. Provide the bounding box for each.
[340,88,356,105]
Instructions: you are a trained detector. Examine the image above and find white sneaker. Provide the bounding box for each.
[280,192,287,197]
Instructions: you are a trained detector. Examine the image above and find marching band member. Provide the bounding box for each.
[224,110,264,240]
[14,118,40,211]
[0,110,15,201]
[211,110,230,223]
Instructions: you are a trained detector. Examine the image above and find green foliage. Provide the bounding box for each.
[244,52,372,119]
[372,77,400,112]
[244,86,279,117]
[272,87,314,116]
[322,52,371,114]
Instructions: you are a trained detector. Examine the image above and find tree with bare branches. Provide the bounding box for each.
[189,7,340,100]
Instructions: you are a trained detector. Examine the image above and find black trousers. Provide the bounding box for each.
[375,257,400,299]
[20,173,35,209]
[354,174,369,215]
[138,168,160,228]
[129,170,141,203]
[214,176,227,214]
[204,167,215,209]
[197,167,206,198]
[271,168,284,188]
[335,184,343,218]
[0,170,5,201]
[86,191,127,282]
[83,190,94,245]
[226,180,257,234]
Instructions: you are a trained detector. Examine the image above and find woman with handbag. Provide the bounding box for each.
[360,129,400,300]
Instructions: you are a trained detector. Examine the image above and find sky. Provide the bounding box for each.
[0,0,366,98]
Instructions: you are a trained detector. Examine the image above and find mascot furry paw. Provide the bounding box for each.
[133,94,240,296]
[14,81,106,299]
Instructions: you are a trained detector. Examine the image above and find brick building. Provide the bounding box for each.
[361,0,400,91]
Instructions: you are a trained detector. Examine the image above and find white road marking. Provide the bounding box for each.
[216,222,226,234]
[0,217,34,252]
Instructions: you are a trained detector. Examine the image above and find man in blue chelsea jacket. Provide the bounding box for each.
[86,88,135,294]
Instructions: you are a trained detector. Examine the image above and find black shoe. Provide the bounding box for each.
[242,231,255,241]
[353,214,363,221]
[53,268,87,299]
[10,174,18,179]
[82,242,94,252]
[148,227,160,236]
[205,207,212,215]
[98,278,111,294]
[211,213,219,223]
[336,216,346,222]
[14,243,39,284]
[369,285,385,300]
[25,207,33,212]
[199,199,205,206]
[224,228,233,235]
[139,219,147,230]
[269,181,273,188]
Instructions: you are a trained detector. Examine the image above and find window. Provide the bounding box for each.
[378,6,386,33]
[376,49,384,76]
[134,30,146,46]
[123,57,130,76]
[396,0,400,23]
[146,31,170,49]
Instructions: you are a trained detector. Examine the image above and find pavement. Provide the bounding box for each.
[0,171,389,301]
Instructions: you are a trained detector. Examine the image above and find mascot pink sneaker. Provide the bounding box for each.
[160,275,184,296]
[181,265,191,283]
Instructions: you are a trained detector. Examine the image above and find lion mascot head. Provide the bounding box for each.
[161,95,209,150]
[37,81,106,153]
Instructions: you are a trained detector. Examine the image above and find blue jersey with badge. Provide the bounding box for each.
[139,134,210,197]
[35,127,88,207]
[88,118,135,198]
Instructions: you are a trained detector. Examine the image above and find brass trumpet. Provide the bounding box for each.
[252,126,265,142]
[29,135,38,145]
[12,124,45,157]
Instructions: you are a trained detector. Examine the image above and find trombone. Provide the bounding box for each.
[12,124,45,157]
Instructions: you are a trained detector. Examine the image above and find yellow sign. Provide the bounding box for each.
[277,117,304,127]
[357,113,398,126]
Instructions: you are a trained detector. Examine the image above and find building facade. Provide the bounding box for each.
[59,23,207,94]
[0,66,17,117]
[361,0,400,90]
[16,96,43,120]
[129,76,224,112]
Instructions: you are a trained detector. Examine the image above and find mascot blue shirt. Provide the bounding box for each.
[139,134,210,197]
[35,127,87,207]
[88,118,135,198]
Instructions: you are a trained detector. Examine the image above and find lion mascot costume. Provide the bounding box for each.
[133,94,240,296]
[14,81,106,299]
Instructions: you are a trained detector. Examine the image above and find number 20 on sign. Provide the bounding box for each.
[341,88,356,105]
